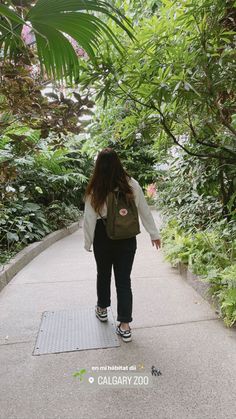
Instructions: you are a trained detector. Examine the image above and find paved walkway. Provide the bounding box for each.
[0,211,236,419]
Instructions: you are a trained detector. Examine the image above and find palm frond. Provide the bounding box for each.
[1,0,134,81]
[0,4,25,26]
[27,0,133,39]
[33,22,80,81]
[0,4,25,53]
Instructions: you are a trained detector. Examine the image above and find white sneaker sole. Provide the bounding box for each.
[116,327,132,342]
[121,336,132,342]
[95,311,108,322]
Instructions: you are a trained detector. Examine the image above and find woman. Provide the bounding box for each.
[83,148,161,342]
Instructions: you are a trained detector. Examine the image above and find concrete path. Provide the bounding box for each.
[0,211,235,419]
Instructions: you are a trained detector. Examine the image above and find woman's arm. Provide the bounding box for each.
[83,195,98,251]
[136,183,161,240]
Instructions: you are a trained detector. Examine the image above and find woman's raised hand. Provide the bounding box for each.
[152,239,161,249]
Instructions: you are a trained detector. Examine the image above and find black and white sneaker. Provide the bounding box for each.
[95,305,108,322]
[116,323,132,342]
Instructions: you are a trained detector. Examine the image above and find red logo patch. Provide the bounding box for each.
[119,208,128,216]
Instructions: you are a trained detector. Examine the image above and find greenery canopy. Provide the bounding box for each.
[0,0,134,81]
[81,0,236,217]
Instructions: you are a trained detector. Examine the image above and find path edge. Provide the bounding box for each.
[175,261,221,314]
[0,219,82,293]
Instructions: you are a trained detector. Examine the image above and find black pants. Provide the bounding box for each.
[93,219,137,323]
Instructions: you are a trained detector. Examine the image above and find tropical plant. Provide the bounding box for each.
[217,288,236,327]
[82,100,158,187]
[44,201,82,230]
[160,217,236,326]
[0,0,134,81]
[153,153,229,231]
[0,199,51,250]
[0,128,93,263]
[0,63,95,138]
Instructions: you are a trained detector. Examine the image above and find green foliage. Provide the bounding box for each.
[153,153,235,231]
[23,142,89,208]
[217,288,236,327]
[161,217,236,327]
[45,201,82,230]
[82,100,158,187]
[0,0,134,82]
[0,63,95,138]
[203,263,236,326]
[161,217,236,273]
[0,199,51,250]
[151,137,236,328]
[0,127,93,263]
[80,0,236,216]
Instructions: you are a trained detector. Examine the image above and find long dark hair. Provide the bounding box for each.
[84,148,134,213]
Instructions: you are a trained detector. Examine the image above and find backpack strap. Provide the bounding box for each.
[98,189,119,224]
[98,194,110,226]
[98,211,107,226]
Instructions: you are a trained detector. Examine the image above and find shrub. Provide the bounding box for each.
[161,217,236,327]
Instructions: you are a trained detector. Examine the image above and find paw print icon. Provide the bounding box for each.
[151,365,162,376]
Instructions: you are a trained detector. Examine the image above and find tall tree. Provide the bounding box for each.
[80,0,236,218]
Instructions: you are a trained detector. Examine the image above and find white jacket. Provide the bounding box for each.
[83,176,160,251]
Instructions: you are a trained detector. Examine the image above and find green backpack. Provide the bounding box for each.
[99,189,141,240]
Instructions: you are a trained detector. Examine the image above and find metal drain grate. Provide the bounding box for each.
[33,307,120,355]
